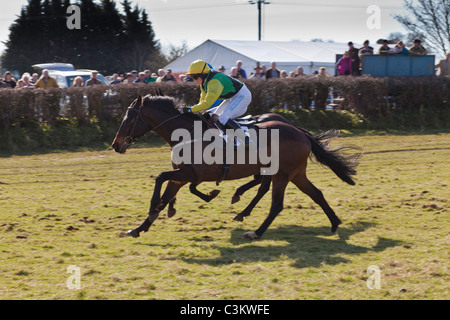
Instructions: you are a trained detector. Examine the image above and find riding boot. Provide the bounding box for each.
[209,114,226,134]
[225,119,250,145]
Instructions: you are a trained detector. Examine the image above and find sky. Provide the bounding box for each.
[0,0,411,55]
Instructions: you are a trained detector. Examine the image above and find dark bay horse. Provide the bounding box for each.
[112,95,360,239]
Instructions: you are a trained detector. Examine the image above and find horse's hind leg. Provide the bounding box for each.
[291,173,342,233]
[189,183,220,202]
[243,173,289,240]
[234,175,271,222]
[231,175,262,204]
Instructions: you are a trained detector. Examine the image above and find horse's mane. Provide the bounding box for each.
[142,95,182,116]
[142,95,201,121]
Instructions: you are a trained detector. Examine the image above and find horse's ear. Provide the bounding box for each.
[136,95,143,108]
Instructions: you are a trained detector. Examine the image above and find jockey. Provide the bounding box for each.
[181,59,252,132]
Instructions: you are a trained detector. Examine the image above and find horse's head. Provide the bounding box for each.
[112,95,149,153]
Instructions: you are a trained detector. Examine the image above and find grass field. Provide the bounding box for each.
[0,133,448,300]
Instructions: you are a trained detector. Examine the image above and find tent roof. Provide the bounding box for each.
[165,39,362,73]
[211,39,359,64]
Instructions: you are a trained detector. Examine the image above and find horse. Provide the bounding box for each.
[112,95,361,239]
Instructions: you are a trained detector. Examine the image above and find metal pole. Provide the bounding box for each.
[258,0,262,41]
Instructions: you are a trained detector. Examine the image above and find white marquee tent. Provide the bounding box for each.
[164,39,363,76]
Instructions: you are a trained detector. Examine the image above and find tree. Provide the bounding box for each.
[393,0,450,57]
[1,0,163,75]
[164,41,189,64]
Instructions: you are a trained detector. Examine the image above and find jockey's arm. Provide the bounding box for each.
[190,79,224,113]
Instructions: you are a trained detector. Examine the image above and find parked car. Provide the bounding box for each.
[48,70,109,88]
[32,63,109,87]
[32,63,75,72]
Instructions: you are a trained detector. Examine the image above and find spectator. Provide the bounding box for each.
[289,71,296,78]
[85,70,102,86]
[316,66,331,78]
[110,73,121,84]
[130,70,139,82]
[248,64,265,80]
[260,64,267,77]
[314,67,331,110]
[72,76,84,87]
[2,71,17,88]
[30,73,39,84]
[182,74,194,82]
[229,67,242,80]
[358,40,374,70]
[16,80,25,89]
[161,69,177,82]
[409,39,427,56]
[378,39,393,55]
[135,72,147,83]
[20,73,34,88]
[294,66,305,77]
[236,60,247,79]
[436,53,450,76]
[144,70,156,83]
[122,73,133,84]
[336,51,352,75]
[156,69,166,82]
[265,61,281,80]
[393,41,409,55]
[33,69,59,89]
[347,41,360,75]
[218,65,226,73]
[280,70,288,78]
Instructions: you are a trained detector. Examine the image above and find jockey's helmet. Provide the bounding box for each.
[188,60,211,75]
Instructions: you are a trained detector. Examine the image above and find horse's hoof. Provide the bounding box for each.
[231,194,240,204]
[126,229,140,238]
[331,219,342,234]
[208,189,221,200]
[167,208,176,218]
[242,231,259,240]
[233,215,244,222]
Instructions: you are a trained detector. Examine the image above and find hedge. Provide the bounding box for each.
[0,76,448,153]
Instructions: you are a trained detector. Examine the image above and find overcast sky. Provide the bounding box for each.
[0,0,410,54]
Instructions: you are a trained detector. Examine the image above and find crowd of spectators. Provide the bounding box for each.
[1,38,447,90]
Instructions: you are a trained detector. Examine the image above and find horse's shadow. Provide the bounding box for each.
[182,222,401,269]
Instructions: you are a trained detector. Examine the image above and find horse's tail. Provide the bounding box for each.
[300,128,361,185]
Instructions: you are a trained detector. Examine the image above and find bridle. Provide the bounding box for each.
[119,106,180,152]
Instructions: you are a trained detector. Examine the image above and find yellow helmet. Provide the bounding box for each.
[188,59,211,75]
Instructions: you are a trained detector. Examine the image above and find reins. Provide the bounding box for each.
[120,106,181,152]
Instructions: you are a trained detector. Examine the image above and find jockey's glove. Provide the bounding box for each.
[180,107,192,114]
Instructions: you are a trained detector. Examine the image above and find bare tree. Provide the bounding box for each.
[164,41,189,63]
[393,0,450,57]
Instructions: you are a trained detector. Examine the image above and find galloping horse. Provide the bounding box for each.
[112,95,360,239]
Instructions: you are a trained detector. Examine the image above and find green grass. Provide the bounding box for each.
[0,133,448,300]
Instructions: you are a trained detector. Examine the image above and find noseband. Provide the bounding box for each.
[120,107,180,152]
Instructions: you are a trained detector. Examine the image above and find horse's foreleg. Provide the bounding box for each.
[231,175,262,204]
[157,180,187,217]
[127,169,194,238]
[234,175,271,222]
